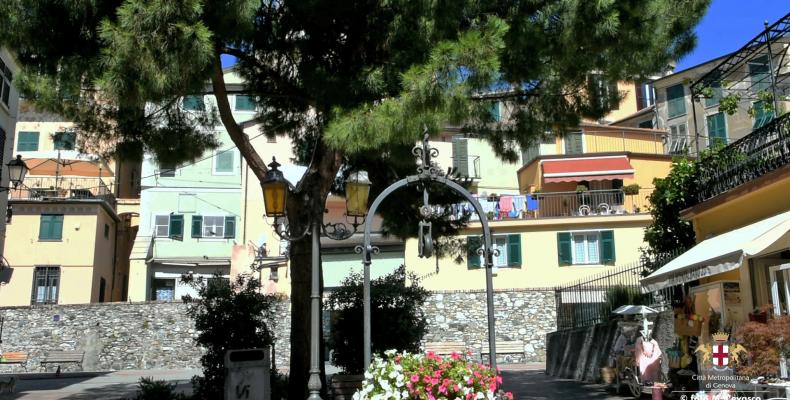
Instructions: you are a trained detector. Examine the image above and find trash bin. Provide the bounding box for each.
[225,348,271,400]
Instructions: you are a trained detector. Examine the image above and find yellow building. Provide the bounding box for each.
[401,123,674,290]
[0,105,140,306]
[642,28,790,352]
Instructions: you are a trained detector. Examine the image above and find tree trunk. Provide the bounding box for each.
[286,143,342,400]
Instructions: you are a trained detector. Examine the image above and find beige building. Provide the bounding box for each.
[1,48,20,267]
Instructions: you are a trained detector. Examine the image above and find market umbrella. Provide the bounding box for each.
[611,305,659,315]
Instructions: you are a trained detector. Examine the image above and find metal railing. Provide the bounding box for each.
[554,250,682,331]
[448,188,653,221]
[10,176,117,208]
[697,111,790,203]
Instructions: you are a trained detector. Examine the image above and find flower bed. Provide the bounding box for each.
[353,350,514,400]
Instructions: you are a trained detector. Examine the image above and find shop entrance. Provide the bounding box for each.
[769,264,790,316]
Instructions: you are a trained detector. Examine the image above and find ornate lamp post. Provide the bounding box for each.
[357,130,500,374]
[261,158,371,400]
[3,155,29,191]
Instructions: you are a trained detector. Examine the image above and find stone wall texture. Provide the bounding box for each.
[0,288,555,373]
[422,289,556,363]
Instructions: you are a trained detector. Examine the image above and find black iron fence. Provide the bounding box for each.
[10,176,116,208]
[697,111,790,203]
[554,250,683,331]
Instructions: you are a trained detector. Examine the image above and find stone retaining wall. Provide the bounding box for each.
[0,288,555,373]
[545,310,674,382]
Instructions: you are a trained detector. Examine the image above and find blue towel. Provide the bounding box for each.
[526,196,539,211]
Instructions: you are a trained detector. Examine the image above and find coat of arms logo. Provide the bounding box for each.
[694,332,748,370]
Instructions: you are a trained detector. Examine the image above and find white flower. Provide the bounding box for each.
[365,371,373,379]
[384,349,397,356]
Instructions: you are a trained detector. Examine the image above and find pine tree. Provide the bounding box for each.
[0,0,710,397]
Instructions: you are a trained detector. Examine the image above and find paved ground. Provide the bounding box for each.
[500,367,626,399]
[1,366,629,399]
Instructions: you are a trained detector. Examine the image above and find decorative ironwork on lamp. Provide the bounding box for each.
[1,155,29,192]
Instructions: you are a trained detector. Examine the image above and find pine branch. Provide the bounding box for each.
[221,46,315,107]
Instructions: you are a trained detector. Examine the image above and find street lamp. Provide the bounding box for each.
[262,157,370,400]
[4,155,29,190]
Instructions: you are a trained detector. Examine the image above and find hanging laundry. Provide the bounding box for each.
[526,195,539,211]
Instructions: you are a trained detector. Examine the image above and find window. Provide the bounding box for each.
[489,101,501,122]
[466,234,521,268]
[557,230,615,266]
[202,216,225,238]
[32,266,60,304]
[39,214,64,241]
[704,83,722,108]
[214,149,235,174]
[752,101,775,129]
[668,123,688,154]
[159,164,176,177]
[192,215,235,238]
[53,131,76,150]
[154,214,184,238]
[17,131,40,151]
[183,95,204,111]
[635,82,655,110]
[564,132,583,155]
[706,112,727,147]
[666,84,686,118]
[638,120,653,129]
[104,223,110,239]
[0,57,12,108]
[235,95,256,111]
[748,56,771,93]
[152,278,175,301]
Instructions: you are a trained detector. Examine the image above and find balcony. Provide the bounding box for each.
[449,188,654,221]
[697,112,790,203]
[10,176,117,208]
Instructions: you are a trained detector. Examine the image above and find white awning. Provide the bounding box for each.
[642,210,790,292]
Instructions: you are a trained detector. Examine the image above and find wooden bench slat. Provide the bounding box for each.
[480,341,524,354]
[424,341,466,354]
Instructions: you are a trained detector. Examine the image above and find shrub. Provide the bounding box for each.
[125,377,188,400]
[182,273,280,400]
[327,266,429,374]
[353,350,512,400]
[605,285,646,314]
[735,316,790,377]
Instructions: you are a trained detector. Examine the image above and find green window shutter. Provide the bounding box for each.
[183,96,204,111]
[235,95,256,111]
[224,216,236,238]
[666,84,686,118]
[39,215,63,240]
[53,132,76,150]
[752,101,775,129]
[489,101,501,122]
[557,232,572,266]
[467,236,482,269]
[706,112,727,147]
[600,230,615,265]
[18,131,40,151]
[507,234,522,267]
[564,132,583,155]
[191,216,202,238]
[169,215,184,238]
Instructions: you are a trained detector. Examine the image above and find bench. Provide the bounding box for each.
[424,341,467,356]
[481,341,525,364]
[329,374,363,400]
[39,351,85,375]
[0,352,29,371]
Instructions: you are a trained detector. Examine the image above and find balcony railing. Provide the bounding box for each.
[447,188,653,221]
[10,176,117,208]
[581,130,667,155]
[697,112,790,203]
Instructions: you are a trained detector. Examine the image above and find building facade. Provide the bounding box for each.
[0,48,20,266]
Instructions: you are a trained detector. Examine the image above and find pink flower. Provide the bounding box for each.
[430,378,439,386]
[505,391,514,400]
[426,351,436,359]
[439,385,448,394]
[489,382,497,392]
[411,374,419,383]
[442,378,450,386]
[423,376,432,384]
[453,384,460,392]
[451,352,461,360]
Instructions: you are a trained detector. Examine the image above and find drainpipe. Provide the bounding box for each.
[109,216,120,301]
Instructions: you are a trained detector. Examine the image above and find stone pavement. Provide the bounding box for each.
[0,369,199,400]
[500,364,626,399]
[1,365,628,399]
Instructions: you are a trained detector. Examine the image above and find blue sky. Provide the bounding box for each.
[675,0,788,70]
[222,1,788,72]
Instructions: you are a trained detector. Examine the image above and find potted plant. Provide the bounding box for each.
[621,184,640,195]
[575,184,588,193]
